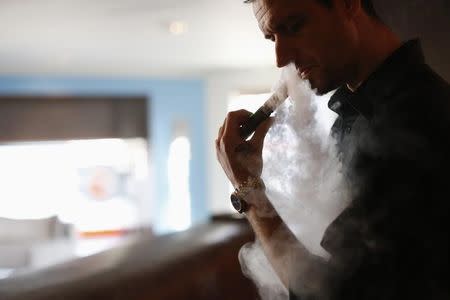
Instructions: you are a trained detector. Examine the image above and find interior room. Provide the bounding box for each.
[0,1,449,299]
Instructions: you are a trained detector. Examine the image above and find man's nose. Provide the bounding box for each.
[275,37,293,68]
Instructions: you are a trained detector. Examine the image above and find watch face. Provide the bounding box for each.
[230,193,244,213]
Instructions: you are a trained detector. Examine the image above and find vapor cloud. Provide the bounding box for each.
[239,64,350,300]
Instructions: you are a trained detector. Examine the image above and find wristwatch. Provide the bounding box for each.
[230,177,265,214]
[230,191,249,214]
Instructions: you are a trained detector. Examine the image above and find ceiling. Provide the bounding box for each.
[0,0,276,77]
[1,0,448,79]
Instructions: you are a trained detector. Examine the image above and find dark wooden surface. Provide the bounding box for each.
[0,218,260,300]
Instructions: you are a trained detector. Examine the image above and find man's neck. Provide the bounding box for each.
[347,19,401,92]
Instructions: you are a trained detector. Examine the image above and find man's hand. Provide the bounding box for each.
[215,109,273,189]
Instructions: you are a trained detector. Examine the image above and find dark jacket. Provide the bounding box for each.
[292,40,450,299]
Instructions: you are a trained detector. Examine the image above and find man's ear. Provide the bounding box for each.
[342,0,363,19]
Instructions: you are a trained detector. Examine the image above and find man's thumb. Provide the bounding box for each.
[251,117,274,150]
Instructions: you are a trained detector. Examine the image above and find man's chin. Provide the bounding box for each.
[308,79,330,96]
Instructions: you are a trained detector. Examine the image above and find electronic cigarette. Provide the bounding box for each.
[239,86,288,140]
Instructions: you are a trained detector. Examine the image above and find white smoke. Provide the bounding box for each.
[239,64,350,300]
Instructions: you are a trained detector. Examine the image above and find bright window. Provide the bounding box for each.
[0,138,149,234]
[228,92,272,113]
[166,136,192,231]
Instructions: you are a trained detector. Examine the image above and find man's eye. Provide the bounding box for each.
[265,34,275,42]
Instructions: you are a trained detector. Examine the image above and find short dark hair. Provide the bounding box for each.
[243,0,380,20]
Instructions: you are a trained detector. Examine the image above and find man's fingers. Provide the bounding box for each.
[216,110,251,156]
[218,125,224,139]
[250,117,274,151]
[223,109,252,137]
[215,123,224,157]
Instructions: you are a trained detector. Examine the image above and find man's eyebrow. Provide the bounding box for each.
[276,15,304,29]
[266,14,304,34]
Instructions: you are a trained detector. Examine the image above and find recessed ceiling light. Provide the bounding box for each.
[169,21,188,35]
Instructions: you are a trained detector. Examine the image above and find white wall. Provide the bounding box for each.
[205,67,281,215]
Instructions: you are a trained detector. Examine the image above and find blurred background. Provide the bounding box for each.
[0,0,448,299]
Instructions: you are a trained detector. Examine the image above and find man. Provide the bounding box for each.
[216,0,450,299]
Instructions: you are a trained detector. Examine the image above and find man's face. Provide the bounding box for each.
[253,0,359,94]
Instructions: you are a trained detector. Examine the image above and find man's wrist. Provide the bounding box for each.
[230,177,265,214]
[244,190,278,218]
[237,177,266,193]
[230,177,278,218]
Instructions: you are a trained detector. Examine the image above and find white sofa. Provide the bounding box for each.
[0,216,75,273]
